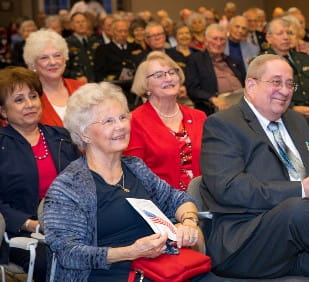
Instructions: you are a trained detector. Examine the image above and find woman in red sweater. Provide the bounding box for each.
[124,51,206,191]
[23,29,84,127]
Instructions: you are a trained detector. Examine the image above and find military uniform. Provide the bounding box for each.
[64,35,100,82]
[256,30,268,52]
[264,48,309,107]
[93,41,142,82]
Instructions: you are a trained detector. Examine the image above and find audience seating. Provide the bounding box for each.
[0,212,38,282]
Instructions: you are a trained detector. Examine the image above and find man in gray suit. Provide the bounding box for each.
[201,54,309,278]
[224,15,259,70]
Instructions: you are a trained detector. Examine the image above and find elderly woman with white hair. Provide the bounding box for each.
[43,82,207,281]
[23,29,84,127]
[186,12,207,51]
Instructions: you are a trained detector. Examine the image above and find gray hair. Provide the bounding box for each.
[19,20,37,33]
[246,54,287,80]
[45,15,61,27]
[131,51,185,97]
[111,18,129,30]
[64,82,128,150]
[266,18,290,34]
[185,12,206,28]
[145,21,164,36]
[281,15,301,28]
[205,23,226,37]
[23,29,68,68]
[229,15,248,28]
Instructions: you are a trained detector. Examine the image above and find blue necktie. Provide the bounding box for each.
[268,121,306,180]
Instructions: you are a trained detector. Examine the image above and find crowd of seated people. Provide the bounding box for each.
[0,3,307,116]
[0,2,309,281]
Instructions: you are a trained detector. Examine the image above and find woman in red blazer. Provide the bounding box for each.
[124,51,206,191]
[23,29,84,127]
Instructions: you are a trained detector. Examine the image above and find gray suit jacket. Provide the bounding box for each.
[200,98,309,266]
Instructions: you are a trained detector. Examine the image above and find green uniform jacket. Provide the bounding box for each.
[264,48,309,106]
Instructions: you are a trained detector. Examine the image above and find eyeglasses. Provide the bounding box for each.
[88,113,131,128]
[146,32,165,39]
[146,68,179,79]
[253,78,298,92]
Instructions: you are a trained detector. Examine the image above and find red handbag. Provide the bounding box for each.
[128,247,212,282]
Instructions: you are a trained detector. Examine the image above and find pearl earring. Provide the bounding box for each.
[146,90,151,96]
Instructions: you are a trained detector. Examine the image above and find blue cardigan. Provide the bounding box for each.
[44,156,193,281]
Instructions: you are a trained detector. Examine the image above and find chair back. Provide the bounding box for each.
[187,176,207,211]
[187,176,213,219]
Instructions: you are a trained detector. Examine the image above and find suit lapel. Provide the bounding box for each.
[239,99,270,142]
[239,99,289,170]
[282,112,309,174]
[204,51,218,90]
[240,99,309,177]
[72,35,83,48]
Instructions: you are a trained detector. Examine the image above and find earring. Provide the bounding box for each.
[146,90,151,96]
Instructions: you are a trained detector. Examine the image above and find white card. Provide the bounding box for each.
[126,198,177,241]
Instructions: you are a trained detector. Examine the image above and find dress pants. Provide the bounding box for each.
[214,197,309,278]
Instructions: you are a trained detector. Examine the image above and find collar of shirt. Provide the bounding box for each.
[209,52,224,63]
[74,33,88,44]
[102,32,111,44]
[113,40,127,50]
[244,97,303,181]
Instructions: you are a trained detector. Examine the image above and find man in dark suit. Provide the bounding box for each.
[132,22,184,68]
[94,19,141,82]
[201,54,309,278]
[96,14,114,45]
[185,23,245,115]
[243,8,268,52]
[64,12,100,82]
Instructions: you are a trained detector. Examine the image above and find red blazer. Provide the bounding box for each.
[40,78,84,127]
[124,101,207,190]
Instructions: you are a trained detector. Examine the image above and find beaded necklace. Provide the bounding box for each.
[33,129,49,160]
[152,103,180,119]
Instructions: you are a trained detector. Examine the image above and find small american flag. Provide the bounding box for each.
[143,210,176,234]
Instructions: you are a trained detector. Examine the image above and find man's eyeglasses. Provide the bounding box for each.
[253,78,298,92]
[87,113,131,128]
[146,32,165,39]
[146,68,180,79]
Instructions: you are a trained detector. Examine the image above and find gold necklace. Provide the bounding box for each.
[116,173,130,193]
